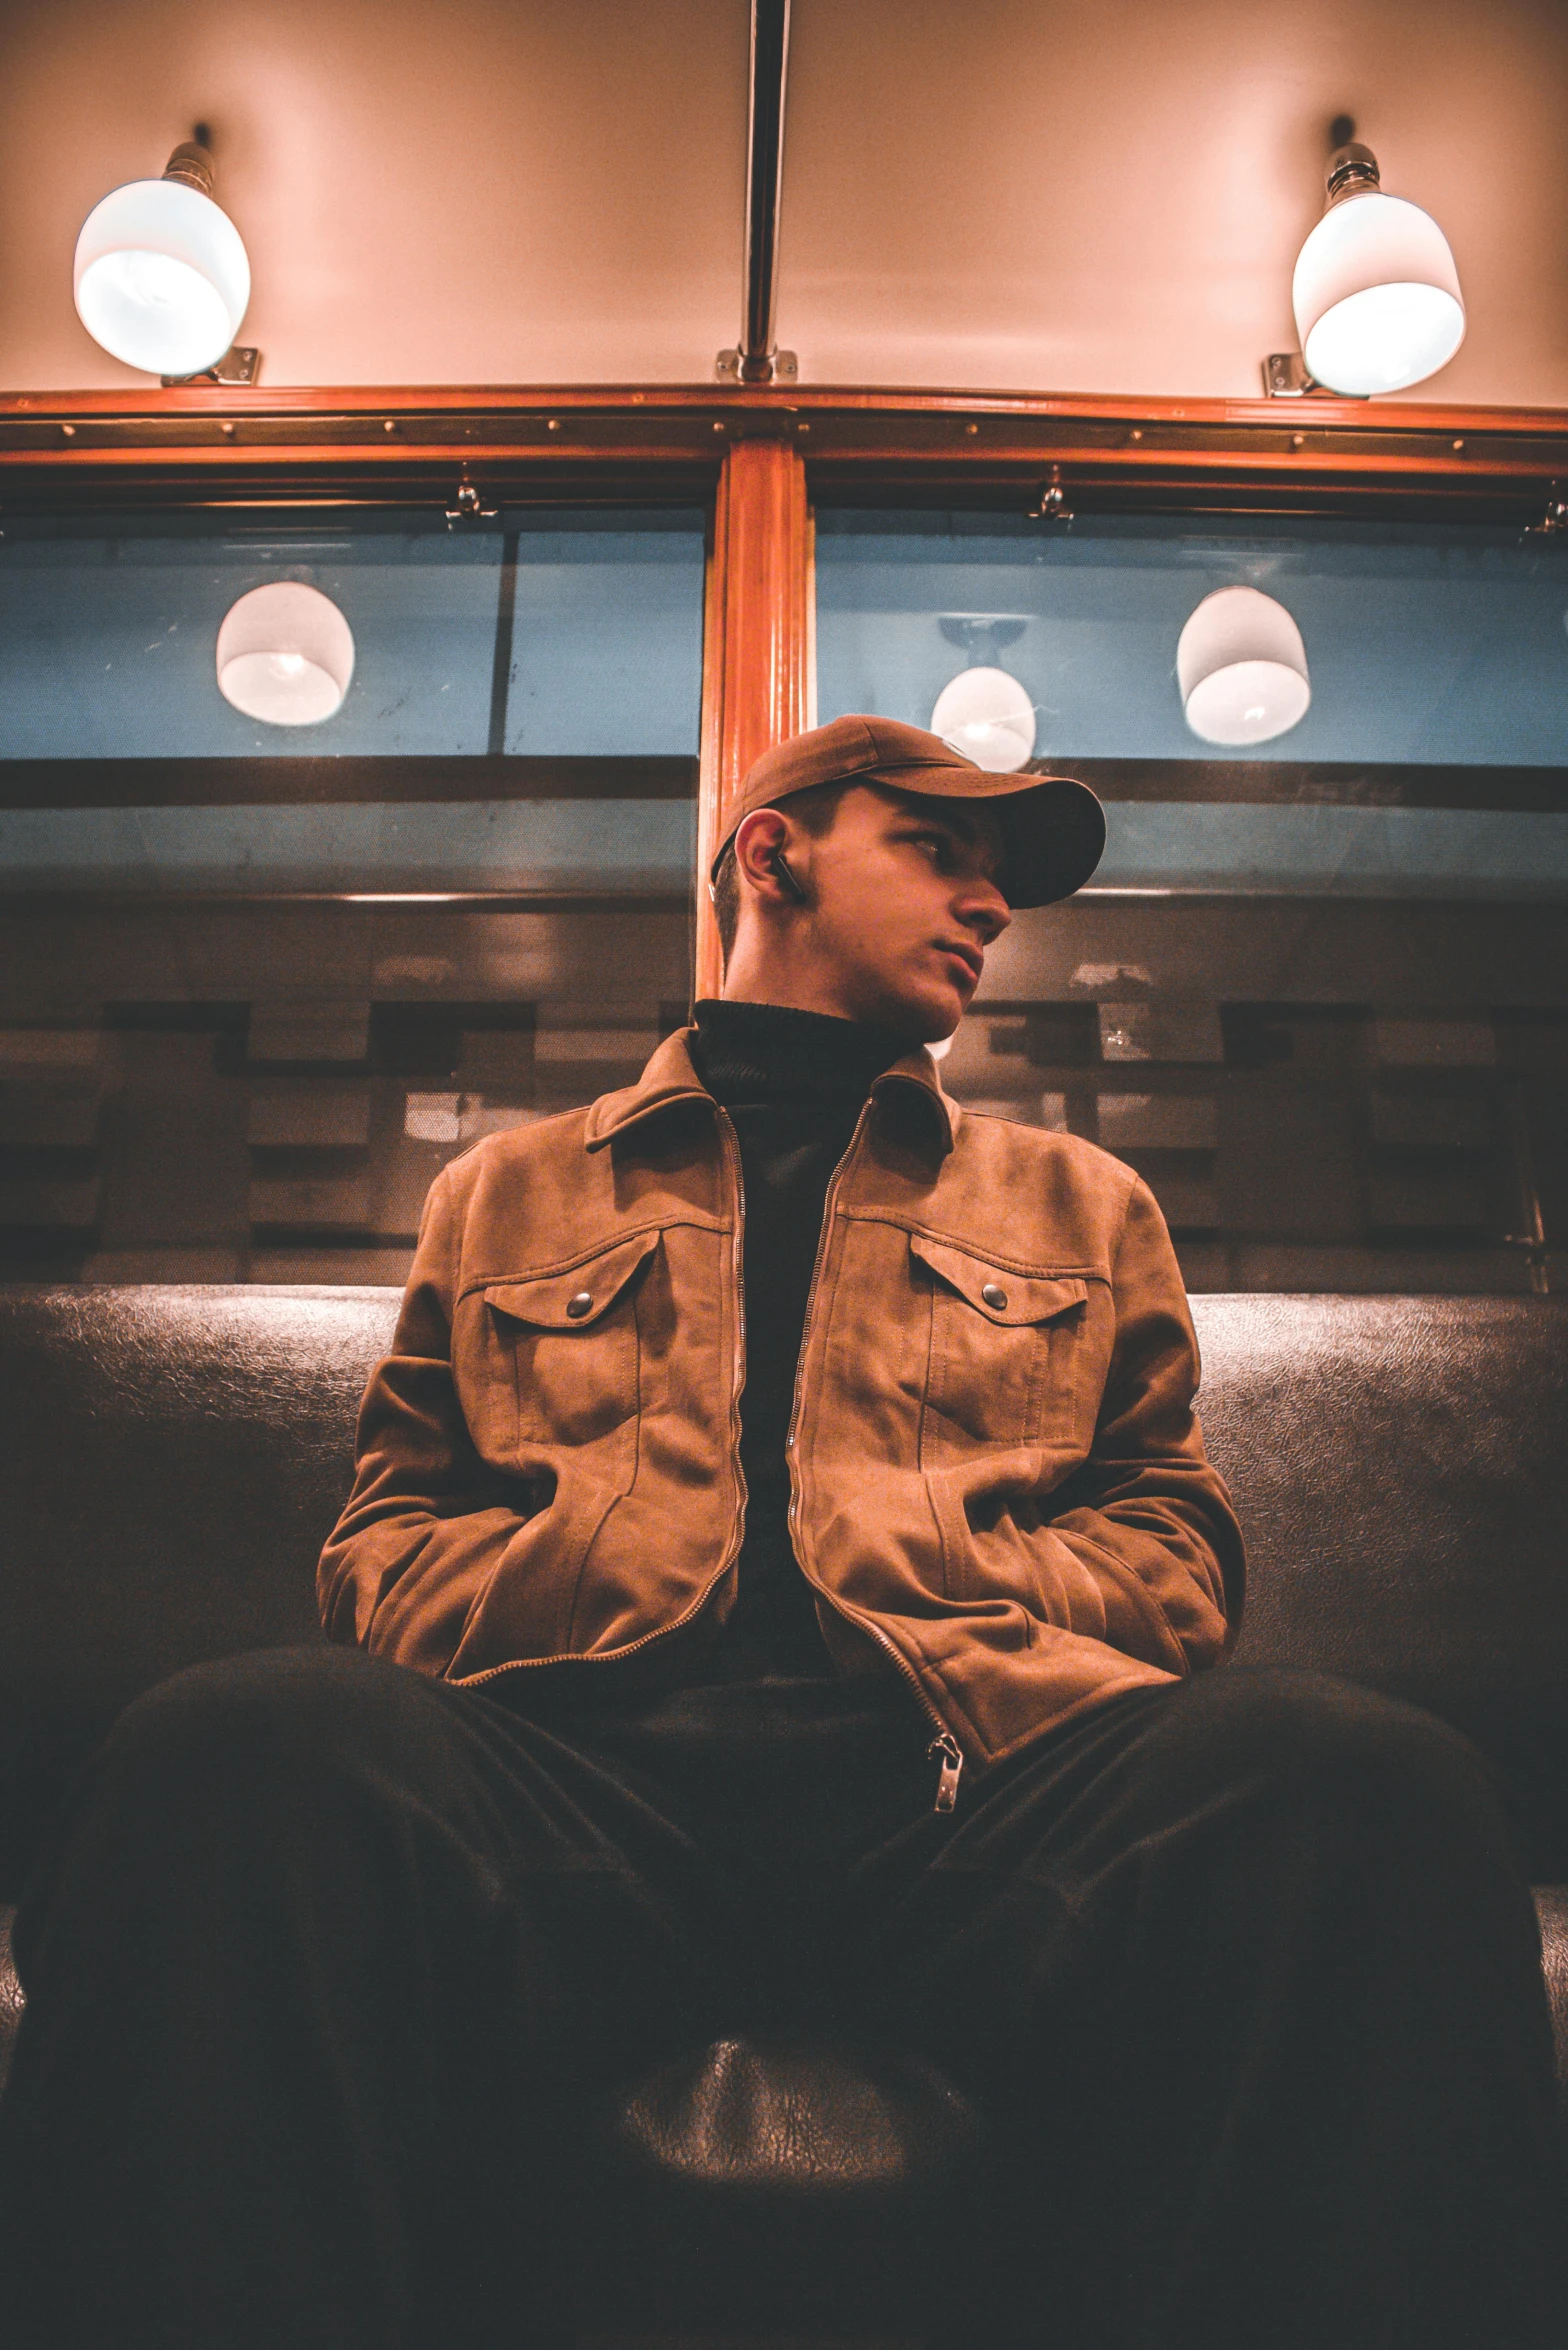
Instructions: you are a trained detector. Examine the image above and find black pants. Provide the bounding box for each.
[0,1647,1560,2350]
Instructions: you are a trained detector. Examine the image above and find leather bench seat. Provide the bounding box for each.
[579,2035,997,2336]
[1,1284,1565,2340]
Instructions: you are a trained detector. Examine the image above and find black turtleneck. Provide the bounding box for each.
[687,998,909,1680]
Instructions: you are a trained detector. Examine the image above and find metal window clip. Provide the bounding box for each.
[1524,486,1568,538]
[1028,466,1073,524]
[446,479,498,526]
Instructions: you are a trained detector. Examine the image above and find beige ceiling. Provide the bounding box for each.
[0,0,1564,405]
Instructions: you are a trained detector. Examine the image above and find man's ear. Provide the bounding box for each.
[733,807,807,908]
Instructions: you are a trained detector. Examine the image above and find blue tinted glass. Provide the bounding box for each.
[0,509,702,895]
[503,527,705,757]
[0,802,695,893]
[816,510,1568,766]
[0,525,499,757]
[815,511,1568,898]
[0,509,704,760]
[1091,802,1568,897]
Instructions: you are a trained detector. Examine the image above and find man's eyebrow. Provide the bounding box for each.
[889,799,1003,875]
[891,802,978,843]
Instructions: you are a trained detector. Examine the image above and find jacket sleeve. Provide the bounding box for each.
[1036,1173,1245,1678]
[316,1160,533,1676]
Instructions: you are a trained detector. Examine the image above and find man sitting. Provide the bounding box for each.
[0,716,1560,2349]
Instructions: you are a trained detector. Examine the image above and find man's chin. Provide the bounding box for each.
[887,986,966,1047]
[841,967,967,1044]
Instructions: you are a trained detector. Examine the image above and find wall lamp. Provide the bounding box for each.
[1177,588,1310,745]
[74,131,258,383]
[216,584,355,725]
[930,615,1038,771]
[1265,120,1464,398]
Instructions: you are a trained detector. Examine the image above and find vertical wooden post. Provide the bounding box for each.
[694,437,813,999]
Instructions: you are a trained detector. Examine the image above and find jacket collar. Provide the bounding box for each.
[584,1024,960,1156]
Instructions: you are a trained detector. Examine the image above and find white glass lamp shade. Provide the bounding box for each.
[74,178,250,376]
[216,584,355,726]
[1176,587,1310,746]
[1292,192,1464,396]
[930,666,1037,771]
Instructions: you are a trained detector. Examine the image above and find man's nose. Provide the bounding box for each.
[959,879,1011,944]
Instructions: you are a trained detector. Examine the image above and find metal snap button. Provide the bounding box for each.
[981,1282,1008,1310]
[566,1291,594,1319]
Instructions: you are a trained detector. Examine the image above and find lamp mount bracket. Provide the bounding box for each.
[162,141,216,197]
[716,347,797,384]
[938,614,1029,663]
[161,345,260,389]
[1263,352,1324,398]
[1326,140,1381,205]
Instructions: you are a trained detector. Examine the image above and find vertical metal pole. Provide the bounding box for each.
[718,0,795,384]
[741,0,791,380]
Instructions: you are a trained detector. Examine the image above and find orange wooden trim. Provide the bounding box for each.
[5,381,1568,430]
[694,439,812,997]
[3,385,1568,512]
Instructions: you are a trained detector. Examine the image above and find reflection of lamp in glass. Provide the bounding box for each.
[931,614,1037,771]
[74,139,250,378]
[1292,139,1464,395]
[217,584,355,725]
[1177,587,1310,745]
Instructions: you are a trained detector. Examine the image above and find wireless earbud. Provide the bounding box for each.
[769,848,810,906]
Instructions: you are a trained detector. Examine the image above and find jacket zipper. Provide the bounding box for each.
[469,1091,965,1817]
[783,1097,966,1815]
[928,1731,964,1812]
[716,1101,751,1581]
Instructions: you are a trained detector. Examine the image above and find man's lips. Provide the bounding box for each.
[936,941,983,986]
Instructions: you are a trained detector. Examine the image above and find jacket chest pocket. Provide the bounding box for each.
[484,1229,661,1457]
[912,1233,1090,1458]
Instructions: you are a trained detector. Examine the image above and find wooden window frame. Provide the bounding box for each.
[5,380,1567,990]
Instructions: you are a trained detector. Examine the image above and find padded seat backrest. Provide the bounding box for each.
[1193,1295,1568,1873]
[0,1286,396,1893]
[1,1286,1565,1885]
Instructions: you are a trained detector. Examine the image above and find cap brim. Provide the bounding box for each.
[917,767,1107,907]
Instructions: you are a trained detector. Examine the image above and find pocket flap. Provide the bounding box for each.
[910,1234,1088,1327]
[484,1229,660,1331]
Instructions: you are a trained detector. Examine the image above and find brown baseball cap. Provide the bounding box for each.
[714,714,1105,908]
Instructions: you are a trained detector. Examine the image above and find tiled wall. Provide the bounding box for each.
[943,998,1562,1293]
[1,896,1561,1294]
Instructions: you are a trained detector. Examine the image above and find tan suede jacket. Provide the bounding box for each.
[319,1028,1245,1778]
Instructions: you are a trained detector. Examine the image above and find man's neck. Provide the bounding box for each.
[691,999,912,1102]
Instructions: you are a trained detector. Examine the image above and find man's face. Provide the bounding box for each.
[778,783,1011,1040]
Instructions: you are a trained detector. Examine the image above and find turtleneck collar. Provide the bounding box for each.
[691,998,912,1105]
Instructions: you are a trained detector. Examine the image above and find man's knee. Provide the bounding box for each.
[100,1642,445,1805]
[1164,1664,1509,1848]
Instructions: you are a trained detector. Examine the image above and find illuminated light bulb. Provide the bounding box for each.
[216,583,355,726]
[1176,587,1310,746]
[74,142,250,378]
[929,666,1037,771]
[1292,141,1464,396]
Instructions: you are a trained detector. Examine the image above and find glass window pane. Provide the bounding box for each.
[816,508,1568,1297]
[0,508,703,761]
[0,507,703,1284]
[0,508,702,896]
